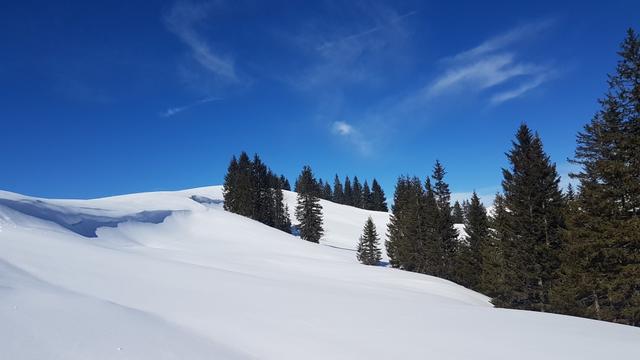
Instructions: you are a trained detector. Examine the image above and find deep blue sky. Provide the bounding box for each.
[1,1,638,203]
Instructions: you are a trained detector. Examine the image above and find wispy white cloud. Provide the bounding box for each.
[164,1,238,82]
[161,96,221,117]
[331,121,371,155]
[426,19,555,104]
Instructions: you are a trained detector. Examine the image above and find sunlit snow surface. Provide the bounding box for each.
[0,186,638,359]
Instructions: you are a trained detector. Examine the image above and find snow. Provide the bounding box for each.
[0,186,638,359]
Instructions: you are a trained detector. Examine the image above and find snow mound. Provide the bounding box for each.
[0,186,638,359]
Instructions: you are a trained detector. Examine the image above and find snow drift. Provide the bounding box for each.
[0,186,638,359]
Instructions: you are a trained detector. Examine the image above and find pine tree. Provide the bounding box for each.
[322,182,333,201]
[223,156,239,212]
[271,174,292,233]
[553,29,640,326]
[352,176,363,208]
[371,179,388,212]
[498,124,564,312]
[455,191,489,289]
[480,193,508,299]
[357,217,382,265]
[333,175,344,204]
[386,176,428,271]
[252,155,274,226]
[422,178,444,276]
[452,201,465,223]
[295,166,324,243]
[279,175,291,191]
[344,176,353,206]
[362,181,373,210]
[431,160,458,280]
[234,152,255,218]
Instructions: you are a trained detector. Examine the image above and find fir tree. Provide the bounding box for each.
[234,152,255,218]
[279,175,291,191]
[295,166,324,243]
[452,201,465,223]
[480,193,508,299]
[333,175,344,204]
[322,182,333,201]
[362,181,373,210]
[371,179,388,212]
[222,156,239,213]
[344,176,353,206]
[553,29,640,326]
[498,124,564,312]
[431,160,458,280]
[271,174,292,233]
[352,176,363,208]
[455,191,489,289]
[357,217,382,265]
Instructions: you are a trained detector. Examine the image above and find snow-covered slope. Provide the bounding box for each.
[0,186,638,359]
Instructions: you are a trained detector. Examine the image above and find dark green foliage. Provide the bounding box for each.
[357,217,382,265]
[222,152,291,233]
[333,175,344,204]
[344,176,353,206]
[279,175,291,191]
[480,193,508,299]
[552,29,640,326]
[295,166,324,243]
[452,201,464,223]
[497,124,565,312]
[454,192,489,289]
[432,161,459,280]
[371,179,388,212]
[386,176,428,271]
[322,182,333,201]
[362,181,373,210]
[352,176,363,208]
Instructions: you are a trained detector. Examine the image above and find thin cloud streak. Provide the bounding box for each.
[331,121,371,155]
[161,96,221,117]
[164,1,238,82]
[426,19,555,104]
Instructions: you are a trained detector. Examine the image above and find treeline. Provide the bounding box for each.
[381,29,640,327]
[223,152,291,233]
[295,175,388,212]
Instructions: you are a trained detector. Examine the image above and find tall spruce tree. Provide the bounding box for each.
[371,179,388,212]
[223,156,239,213]
[431,161,458,280]
[455,192,489,289]
[480,193,508,299]
[552,29,640,326]
[352,176,363,208]
[452,201,465,223]
[295,166,324,243]
[344,176,353,206]
[362,181,373,210]
[279,175,291,191]
[333,175,344,204]
[386,176,428,271]
[498,124,564,312]
[357,217,383,265]
[322,182,333,201]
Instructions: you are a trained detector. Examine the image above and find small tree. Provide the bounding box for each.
[357,217,382,265]
[295,166,324,243]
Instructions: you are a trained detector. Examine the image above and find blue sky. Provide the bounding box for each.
[1,0,638,203]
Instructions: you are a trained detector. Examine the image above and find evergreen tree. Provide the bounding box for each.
[431,160,458,280]
[295,166,324,243]
[357,217,382,265]
[279,175,291,191]
[271,174,292,233]
[352,176,363,208]
[386,176,429,271]
[252,154,274,226]
[455,191,489,289]
[422,178,444,276]
[344,176,353,206]
[480,193,508,299]
[322,182,333,201]
[222,156,239,213]
[452,201,465,223]
[553,29,640,326]
[234,152,255,217]
[362,181,373,210]
[498,124,564,312]
[332,175,344,204]
[371,179,388,212]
